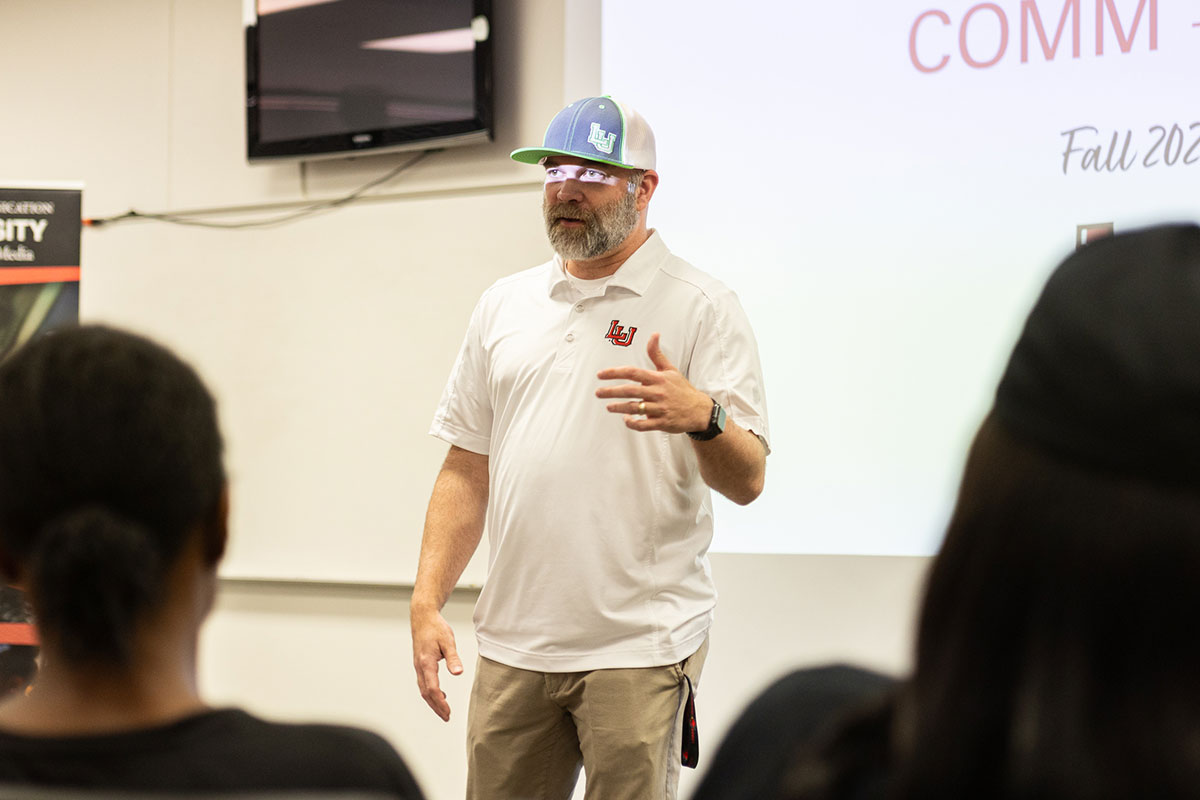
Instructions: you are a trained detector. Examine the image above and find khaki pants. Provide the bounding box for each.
[465,637,709,800]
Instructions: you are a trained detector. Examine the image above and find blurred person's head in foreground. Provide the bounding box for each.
[0,324,226,728]
[792,224,1200,800]
[0,324,427,797]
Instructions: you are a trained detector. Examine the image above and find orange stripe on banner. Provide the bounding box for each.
[0,623,38,646]
[0,267,81,286]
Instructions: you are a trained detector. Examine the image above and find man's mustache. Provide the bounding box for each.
[546,205,593,223]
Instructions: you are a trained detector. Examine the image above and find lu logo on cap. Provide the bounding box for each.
[587,123,617,155]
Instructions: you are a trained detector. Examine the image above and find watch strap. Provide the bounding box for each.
[687,399,726,441]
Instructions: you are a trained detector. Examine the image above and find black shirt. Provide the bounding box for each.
[0,708,424,798]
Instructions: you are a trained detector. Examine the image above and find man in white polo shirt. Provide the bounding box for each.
[411,96,770,800]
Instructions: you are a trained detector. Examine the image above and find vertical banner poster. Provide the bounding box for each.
[0,182,77,693]
[0,584,36,698]
[0,182,81,361]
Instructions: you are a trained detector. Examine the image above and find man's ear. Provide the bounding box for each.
[202,485,230,565]
[636,169,660,212]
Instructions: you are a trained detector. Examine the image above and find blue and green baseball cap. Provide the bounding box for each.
[511,96,656,170]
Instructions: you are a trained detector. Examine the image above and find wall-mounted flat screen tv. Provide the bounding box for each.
[245,0,492,162]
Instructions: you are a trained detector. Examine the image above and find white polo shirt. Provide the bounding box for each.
[430,231,769,672]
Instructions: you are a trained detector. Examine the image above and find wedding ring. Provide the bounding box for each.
[638,401,646,414]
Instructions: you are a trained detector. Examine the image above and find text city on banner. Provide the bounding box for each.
[0,182,82,362]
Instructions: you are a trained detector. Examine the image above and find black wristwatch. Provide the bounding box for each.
[687,399,727,441]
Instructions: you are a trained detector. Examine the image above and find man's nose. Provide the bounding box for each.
[554,178,584,201]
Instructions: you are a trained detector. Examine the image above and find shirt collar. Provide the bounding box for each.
[545,230,668,299]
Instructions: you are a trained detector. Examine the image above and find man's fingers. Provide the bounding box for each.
[416,661,439,699]
[596,333,675,389]
[417,656,453,721]
[623,414,658,431]
[445,644,464,676]
[596,382,650,400]
[646,332,675,372]
[596,366,657,383]
[423,690,451,722]
[412,613,460,721]
[416,660,451,721]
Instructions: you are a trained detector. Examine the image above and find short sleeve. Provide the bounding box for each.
[688,288,770,447]
[429,298,493,455]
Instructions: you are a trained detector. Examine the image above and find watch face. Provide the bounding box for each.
[688,400,726,441]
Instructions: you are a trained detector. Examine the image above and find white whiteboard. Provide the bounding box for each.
[600,0,1200,556]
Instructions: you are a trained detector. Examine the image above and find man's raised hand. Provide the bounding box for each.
[596,332,711,433]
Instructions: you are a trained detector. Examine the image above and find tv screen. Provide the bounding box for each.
[245,0,492,162]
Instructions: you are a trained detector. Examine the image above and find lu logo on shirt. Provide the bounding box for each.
[605,320,637,347]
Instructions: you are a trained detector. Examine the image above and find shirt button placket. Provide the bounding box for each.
[567,300,586,344]
[553,300,583,371]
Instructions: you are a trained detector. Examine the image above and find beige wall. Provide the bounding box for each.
[4,2,932,798]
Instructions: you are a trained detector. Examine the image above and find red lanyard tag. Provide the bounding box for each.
[681,674,699,768]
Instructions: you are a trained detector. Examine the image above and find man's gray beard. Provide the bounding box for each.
[543,188,639,261]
